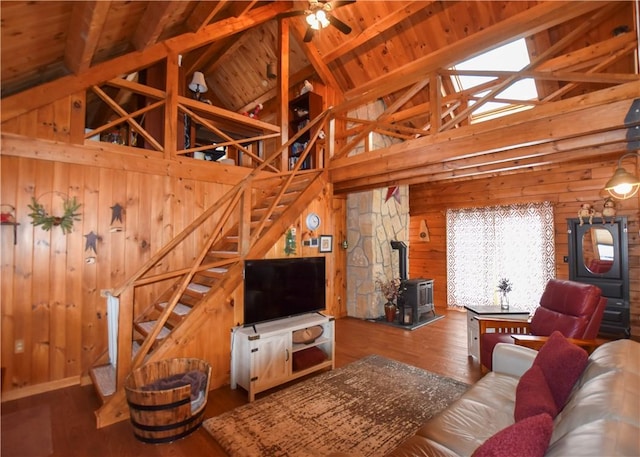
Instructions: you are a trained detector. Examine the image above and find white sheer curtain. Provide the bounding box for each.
[446,201,555,313]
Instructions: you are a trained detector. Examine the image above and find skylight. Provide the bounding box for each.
[450,39,538,123]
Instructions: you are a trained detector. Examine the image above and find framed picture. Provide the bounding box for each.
[319,235,333,253]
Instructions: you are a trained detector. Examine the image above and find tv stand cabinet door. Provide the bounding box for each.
[250,333,290,400]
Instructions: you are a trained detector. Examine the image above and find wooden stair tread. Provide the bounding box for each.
[209,250,238,258]
[90,364,116,398]
[132,340,141,358]
[158,302,191,316]
[136,321,171,338]
[198,267,228,278]
[187,283,211,294]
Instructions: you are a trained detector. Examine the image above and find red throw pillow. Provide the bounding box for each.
[471,413,554,457]
[514,364,558,422]
[533,331,588,410]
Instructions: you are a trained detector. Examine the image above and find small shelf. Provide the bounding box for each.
[292,335,329,353]
[288,92,322,171]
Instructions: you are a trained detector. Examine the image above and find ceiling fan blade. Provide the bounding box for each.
[279,10,308,18]
[328,0,356,10]
[303,27,315,43]
[328,14,352,34]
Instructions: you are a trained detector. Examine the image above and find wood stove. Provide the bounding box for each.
[391,241,435,325]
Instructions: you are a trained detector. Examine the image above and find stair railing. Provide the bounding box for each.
[107,108,332,388]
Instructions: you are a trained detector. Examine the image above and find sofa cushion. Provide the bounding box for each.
[546,419,640,457]
[550,369,640,443]
[534,331,588,410]
[514,364,558,421]
[471,413,554,457]
[414,372,519,457]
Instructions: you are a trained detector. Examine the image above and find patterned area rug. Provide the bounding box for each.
[203,355,468,457]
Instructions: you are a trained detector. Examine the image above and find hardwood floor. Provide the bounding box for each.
[1,308,482,457]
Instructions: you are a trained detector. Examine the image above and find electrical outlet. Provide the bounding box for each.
[14,339,24,354]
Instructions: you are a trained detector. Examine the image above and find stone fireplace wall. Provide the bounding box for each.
[345,102,409,319]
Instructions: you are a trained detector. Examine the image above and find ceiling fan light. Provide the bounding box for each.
[316,10,330,28]
[306,13,319,29]
[604,153,640,199]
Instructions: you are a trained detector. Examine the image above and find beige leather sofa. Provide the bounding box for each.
[388,339,640,457]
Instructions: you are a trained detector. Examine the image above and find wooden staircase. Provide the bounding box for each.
[89,109,332,428]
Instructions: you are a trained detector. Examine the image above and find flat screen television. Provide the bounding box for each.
[243,256,326,326]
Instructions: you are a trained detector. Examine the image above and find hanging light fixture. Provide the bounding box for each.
[188,71,208,100]
[306,9,330,30]
[604,152,640,199]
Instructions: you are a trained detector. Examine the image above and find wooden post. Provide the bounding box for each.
[278,17,290,171]
[164,53,180,159]
[115,286,134,390]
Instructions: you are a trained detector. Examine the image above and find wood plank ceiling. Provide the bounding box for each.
[1,1,634,109]
[1,1,638,192]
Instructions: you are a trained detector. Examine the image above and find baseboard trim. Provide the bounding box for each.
[1,375,81,402]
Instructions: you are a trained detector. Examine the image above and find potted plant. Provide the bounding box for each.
[497,277,512,310]
[376,277,402,322]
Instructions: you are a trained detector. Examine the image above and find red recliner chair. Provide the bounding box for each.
[478,279,607,371]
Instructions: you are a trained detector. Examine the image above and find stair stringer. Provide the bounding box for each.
[94,170,329,428]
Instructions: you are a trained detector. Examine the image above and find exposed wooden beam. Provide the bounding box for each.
[440,69,638,85]
[164,53,180,159]
[186,1,229,33]
[1,2,290,123]
[330,83,640,193]
[322,1,442,64]
[183,36,239,76]
[279,17,290,165]
[334,136,628,193]
[64,1,111,74]
[228,1,260,18]
[536,31,637,73]
[0,132,252,185]
[132,1,178,51]
[289,21,342,95]
[337,1,609,115]
[440,2,620,131]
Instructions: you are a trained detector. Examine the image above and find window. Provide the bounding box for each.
[449,38,538,123]
[446,202,555,313]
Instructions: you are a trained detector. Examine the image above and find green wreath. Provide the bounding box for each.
[28,196,82,234]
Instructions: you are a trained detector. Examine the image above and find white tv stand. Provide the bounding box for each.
[230,313,335,401]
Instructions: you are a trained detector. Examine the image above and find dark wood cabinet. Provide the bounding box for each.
[288,92,322,170]
[567,217,630,338]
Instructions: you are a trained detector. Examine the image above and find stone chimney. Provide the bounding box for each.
[342,98,409,318]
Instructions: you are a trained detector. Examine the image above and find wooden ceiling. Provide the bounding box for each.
[1,1,635,109]
[1,1,638,193]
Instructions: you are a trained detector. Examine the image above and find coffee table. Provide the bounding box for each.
[464,305,530,360]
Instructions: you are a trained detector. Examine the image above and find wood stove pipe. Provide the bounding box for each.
[390,240,408,280]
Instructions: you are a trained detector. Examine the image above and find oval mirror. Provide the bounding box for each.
[582,227,614,274]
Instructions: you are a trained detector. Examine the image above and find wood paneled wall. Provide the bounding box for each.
[408,158,640,340]
[0,151,342,398]
[0,154,229,393]
[0,95,343,398]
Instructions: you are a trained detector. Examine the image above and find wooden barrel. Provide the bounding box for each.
[124,358,211,444]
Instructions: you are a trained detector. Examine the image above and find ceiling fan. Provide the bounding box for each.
[281,0,355,42]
